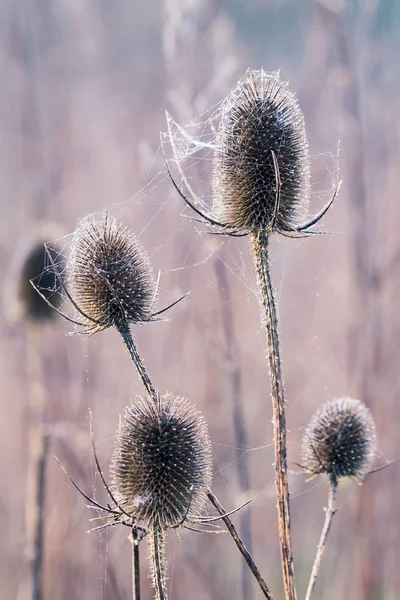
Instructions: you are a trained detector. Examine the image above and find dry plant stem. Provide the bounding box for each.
[129,529,141,600]
[207,491,274,600]
[150,527,168,600]
[117,323,158,404]
[32,431,49,600]
[251,231,296,600]
[305,482,337,600]
[25,326,48,600]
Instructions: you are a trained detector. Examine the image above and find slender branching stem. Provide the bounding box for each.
[305,481,337,600]
[207,491,274,600]
[251,230,296,600]
[117,323,158,404]
[149,526,168,600]
[129,529,141,600]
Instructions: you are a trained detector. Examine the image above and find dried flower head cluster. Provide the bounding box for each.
[67,212,156,333]
[111,393,212,530]
[302,398,376,485]
[212,68,310,233]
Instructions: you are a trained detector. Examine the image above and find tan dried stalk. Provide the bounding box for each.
[251,230,296,600]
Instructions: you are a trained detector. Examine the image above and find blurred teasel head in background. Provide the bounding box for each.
[6,222,65,324]
[111,393,213,530]
[302,397,376,485]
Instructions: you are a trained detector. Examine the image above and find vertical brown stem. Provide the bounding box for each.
[251,231,296,600]
[305,482,337,600]
[149,527,168,600]
[129,529,141,600]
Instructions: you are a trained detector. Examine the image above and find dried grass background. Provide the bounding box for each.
[0,1,399,599]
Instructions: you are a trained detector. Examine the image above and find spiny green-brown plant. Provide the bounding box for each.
[67,212,156,334]
[212,70,310,234]
[111,393,212,599]
[302,398,376,600]
[167,67,339,600]
[37,211,183,403]
[302,397,376,485]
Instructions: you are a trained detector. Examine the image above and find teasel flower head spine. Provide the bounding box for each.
[111,393,212,600]
[302,397,376,486]
[212,68,310,234]
[67,211,156,334]
[111,392,212,530]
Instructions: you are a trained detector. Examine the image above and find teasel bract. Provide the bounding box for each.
[167,68,339,600]
[111,393,212,600]
[302,398,376,600]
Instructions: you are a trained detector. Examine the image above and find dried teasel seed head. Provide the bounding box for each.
[67,212,156,333]
[302,398,376,485]
[6,223,65,324]
[111,393,213,530]
[212,68,310,233]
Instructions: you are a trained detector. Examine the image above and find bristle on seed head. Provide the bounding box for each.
[212,68,310,233]
[302,398,376,485]
[67,212,156,333]
[111,393,212,530]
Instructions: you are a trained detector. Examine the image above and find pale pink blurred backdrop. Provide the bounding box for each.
[0,1,399,599]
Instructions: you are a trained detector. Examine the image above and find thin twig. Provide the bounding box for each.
[207,491,274,600]
[117,323,158,404]
[305,482,337,600]
[251,231,296,600]
[129,529,141,600]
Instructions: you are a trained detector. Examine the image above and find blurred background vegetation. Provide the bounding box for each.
[0,0,399,598]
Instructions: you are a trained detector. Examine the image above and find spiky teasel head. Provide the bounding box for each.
[67,211,156,334]
[6,222,65,324]
[212,68,310,234]
[111,392,212,530]
[302,398,376,486]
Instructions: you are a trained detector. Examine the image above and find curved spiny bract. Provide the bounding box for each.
[212,68,310,233]
[67,212,156,333]
[302,398,376,485]
[111,393,213,530]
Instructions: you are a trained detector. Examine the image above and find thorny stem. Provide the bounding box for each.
[149,526,168,600]
[251,231,296,600]
[207,491,274,600]
[305,482,337,600]
[129,529,141,600]
[117,323,158,404]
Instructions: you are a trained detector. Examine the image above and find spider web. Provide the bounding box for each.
[29,86,344,600]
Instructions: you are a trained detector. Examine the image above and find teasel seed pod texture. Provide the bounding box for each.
[111,393,212,599]
[67,211,156,334]
[212,68,310,234]
[302,397,376,486]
